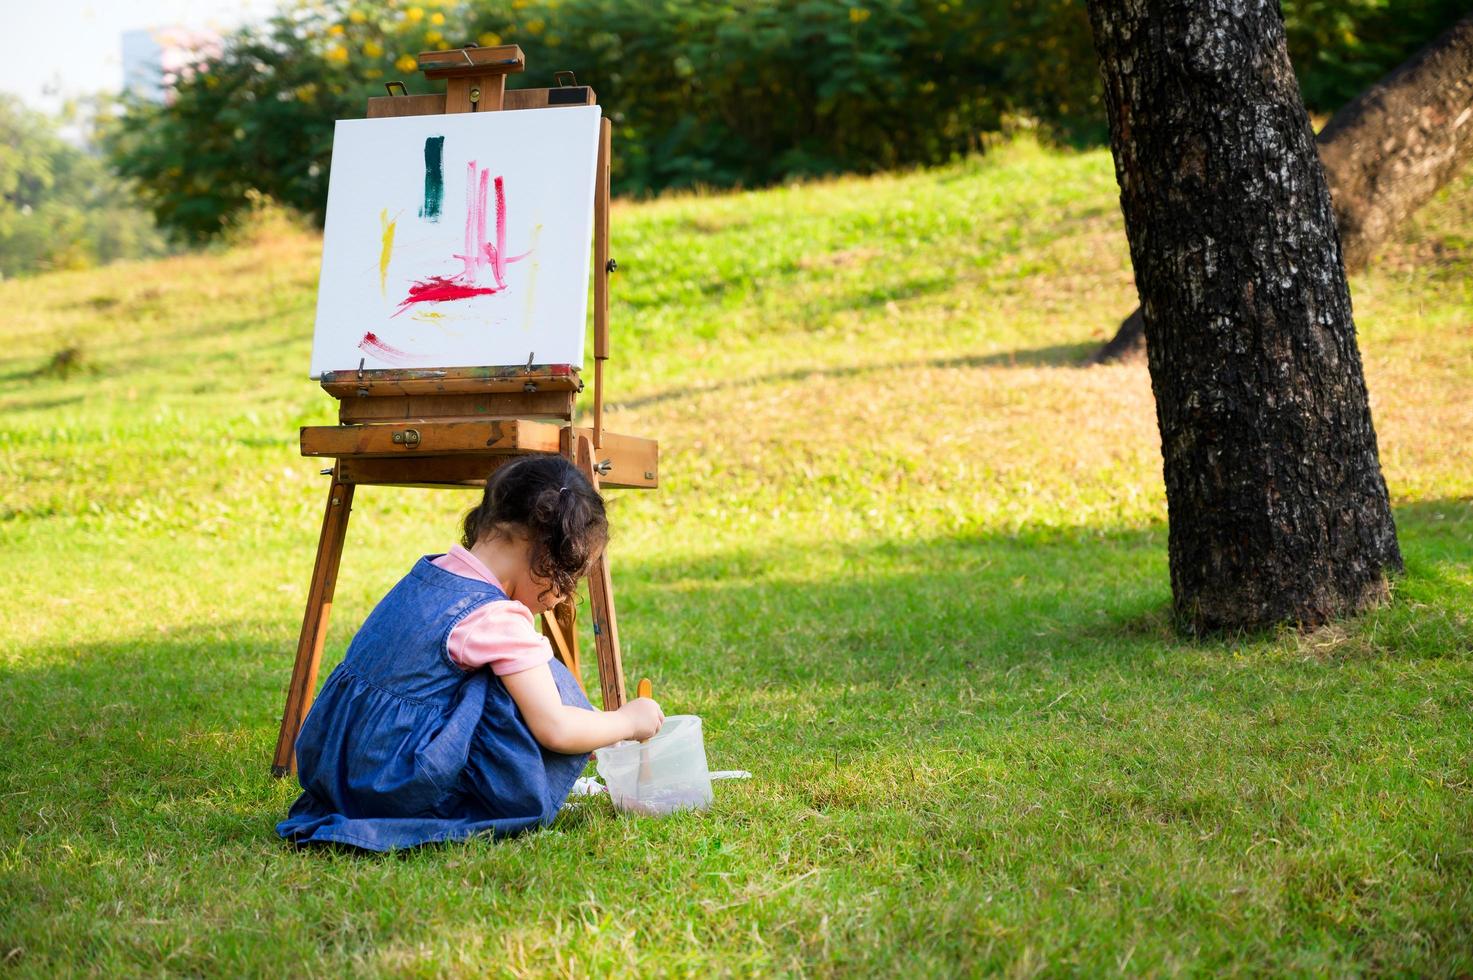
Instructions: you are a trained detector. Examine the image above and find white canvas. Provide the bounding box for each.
[309,105,601,377]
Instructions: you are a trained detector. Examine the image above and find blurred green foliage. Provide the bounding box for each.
[472,0,1103,192]
[106,3,470,243]
[106,0,1468,242]
[0,95,167,277]
[1282,0,1466,109]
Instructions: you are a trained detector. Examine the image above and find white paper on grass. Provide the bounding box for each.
[309,105,601,378]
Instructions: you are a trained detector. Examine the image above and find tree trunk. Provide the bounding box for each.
[1090,12,1473,363]
[1085,0,1403,633]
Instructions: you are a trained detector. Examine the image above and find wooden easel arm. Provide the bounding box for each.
[541,608,583,692]
[570,428,657,488]
[593,117,612,449]
[575,431,627,709]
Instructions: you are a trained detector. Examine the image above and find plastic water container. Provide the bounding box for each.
[594,715,713,816]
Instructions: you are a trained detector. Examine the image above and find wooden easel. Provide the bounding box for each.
[271,45,657,777]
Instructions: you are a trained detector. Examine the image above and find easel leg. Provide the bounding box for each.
[541,599,583,691]
[575,432,627,710]
[271,477,355,777]
[585,547,626,711]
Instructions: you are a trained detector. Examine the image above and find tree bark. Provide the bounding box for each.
[1090,12,1473,363]
[1085,0,1403,633]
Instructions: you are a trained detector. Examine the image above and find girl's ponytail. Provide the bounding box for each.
[461,455,608,604]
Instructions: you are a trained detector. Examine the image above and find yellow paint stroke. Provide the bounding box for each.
[520,223,544,332]
[411,309,464,338]
[378,209,398,296]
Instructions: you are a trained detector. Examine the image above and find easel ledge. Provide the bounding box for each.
[318,364,583,398]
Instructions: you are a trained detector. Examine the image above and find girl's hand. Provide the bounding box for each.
[619,697,665,741]
[504,664,661,755]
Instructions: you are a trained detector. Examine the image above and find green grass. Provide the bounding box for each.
[2,134,1470,974]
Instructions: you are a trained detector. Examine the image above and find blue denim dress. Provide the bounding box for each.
[276,556,593,851]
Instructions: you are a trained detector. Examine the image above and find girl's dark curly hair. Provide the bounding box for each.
[461,455,608,605]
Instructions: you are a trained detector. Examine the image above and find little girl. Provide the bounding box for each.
[277,454,664,851]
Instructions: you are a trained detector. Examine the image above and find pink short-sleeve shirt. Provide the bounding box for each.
[430,545,554,676]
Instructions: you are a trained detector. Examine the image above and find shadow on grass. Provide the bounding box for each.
[613,342,1103,412]
[614,521,1170,695]
[1,523,1161,744]
[0,523,1160,866]
[0,394,87,414]
[1,500,1464,840]
[0,314,292,394]
[613,499,1470,692]
[0,363,38,384]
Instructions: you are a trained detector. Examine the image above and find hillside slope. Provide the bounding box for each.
[2,138,1470,974]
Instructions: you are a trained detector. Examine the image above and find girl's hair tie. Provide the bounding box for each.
[558,486,570,494]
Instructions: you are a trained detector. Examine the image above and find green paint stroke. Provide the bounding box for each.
[420,135,445,221]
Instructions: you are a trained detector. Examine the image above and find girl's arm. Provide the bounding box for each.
[501,662,664,754]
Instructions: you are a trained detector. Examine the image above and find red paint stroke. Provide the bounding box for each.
[395,164,532,317]
[358,330,437,366]
[399,275,499,306]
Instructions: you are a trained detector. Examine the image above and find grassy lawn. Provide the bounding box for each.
[2,135,1470,974]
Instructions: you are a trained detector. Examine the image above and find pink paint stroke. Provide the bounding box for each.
[358,330,438,366]
[493,173,508,288]
[394,164,531,317]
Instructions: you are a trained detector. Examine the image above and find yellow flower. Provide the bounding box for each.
[363,40,384,57]
[348,10,367,23]
[478,31,502,46]
[525,17,545,34]
[436,41,450,49]
[328,24,344,36]
[325,45,349,64]
[849,6,871,23]
[395,54,419,72]
[425,30,442,43]
[430,12,445,25]
[365,67,383,78]
[405,6,424,22]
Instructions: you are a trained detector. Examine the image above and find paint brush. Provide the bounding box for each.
[636,678,654,801]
